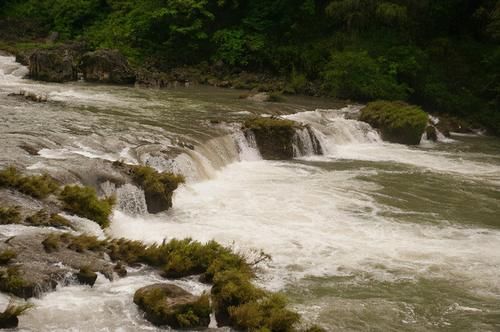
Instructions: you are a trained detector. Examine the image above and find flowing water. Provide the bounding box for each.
[1,55,500,331]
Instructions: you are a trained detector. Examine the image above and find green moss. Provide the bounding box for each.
[59,185,115,228]
[243,117,302,160]
[42,234,60,253]
[228,294,300,331]
[0,267,30,296]
[66,235,106,253]
[360,101,428,145]
[0,206,22,225]
[129,165,185,214]
[25,210,73,229]
[133,285,211,328]
[244,117,299,131]
[0,250,17,265]
[0,167,59,199]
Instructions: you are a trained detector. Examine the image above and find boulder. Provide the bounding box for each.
[0,303,31,329]
[29,49,76,82]
[243,117,302,160]
[80,49,135,84]
[133,283,211,328]
[76,267,98,286]
[359,101,428,145]
[426,125,438,141]
[112,162,184,214]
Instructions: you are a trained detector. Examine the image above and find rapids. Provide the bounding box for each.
[1,55,500,331]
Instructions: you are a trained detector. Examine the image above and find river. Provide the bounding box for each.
[1,55,499,331]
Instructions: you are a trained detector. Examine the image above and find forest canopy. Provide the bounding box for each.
[1,0,499,133]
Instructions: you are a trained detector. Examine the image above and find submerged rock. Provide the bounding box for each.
[243,117,303,160]
[359,101,428,145]
[80,49,135,84]
[0,233,114,299]
[134,283,211,328]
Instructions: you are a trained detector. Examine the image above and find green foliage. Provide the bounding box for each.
[133,286,211,328]
[0,250,17,265]
[228,294,300,331]
[360,100,428,145]
[321,51,408,101]
[0,267,30,296]
[0,166,59,199]
[25,210,73,229]
[131,166,184,199]
[59,185,115,228]
[286,69,308,94]
[0,206,22,225]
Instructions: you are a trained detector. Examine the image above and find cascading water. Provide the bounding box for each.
[1,55,500,331]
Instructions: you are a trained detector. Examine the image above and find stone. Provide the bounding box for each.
[80,49,135,84]
[134,283,211,328]
[29,49,76,82]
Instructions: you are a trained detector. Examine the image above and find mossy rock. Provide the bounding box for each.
[134,284,211,328]
[359,101,428,145]
[0,267,37,299]
[0,302,32,329]
[0,250,17,265]
[29,49,76,82]
[114,163,185,214]
[76,266,98,286]
[80,49,136,84]
[0,206,22,225]
[59,185,115,228]
[243,117,302,160]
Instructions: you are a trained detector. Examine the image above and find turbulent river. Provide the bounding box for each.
[1,55,500,331]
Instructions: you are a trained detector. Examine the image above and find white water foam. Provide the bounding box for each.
[109,161,500,294]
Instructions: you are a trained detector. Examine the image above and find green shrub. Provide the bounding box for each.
[59,185,115,228]
[229,294,300,331]
[321,51,408,101]
[0,167,59,199]
[211,270,264,323]
[287,69,308,94]
[360,100,428,145]
[0,250,17,265]
[0,207,22,225]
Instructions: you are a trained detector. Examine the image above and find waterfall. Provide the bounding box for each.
[284,106,382,157]
[0,55,29,81]
[116,184,148,216]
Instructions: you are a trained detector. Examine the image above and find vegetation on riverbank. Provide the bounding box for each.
[0,0,498,134]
